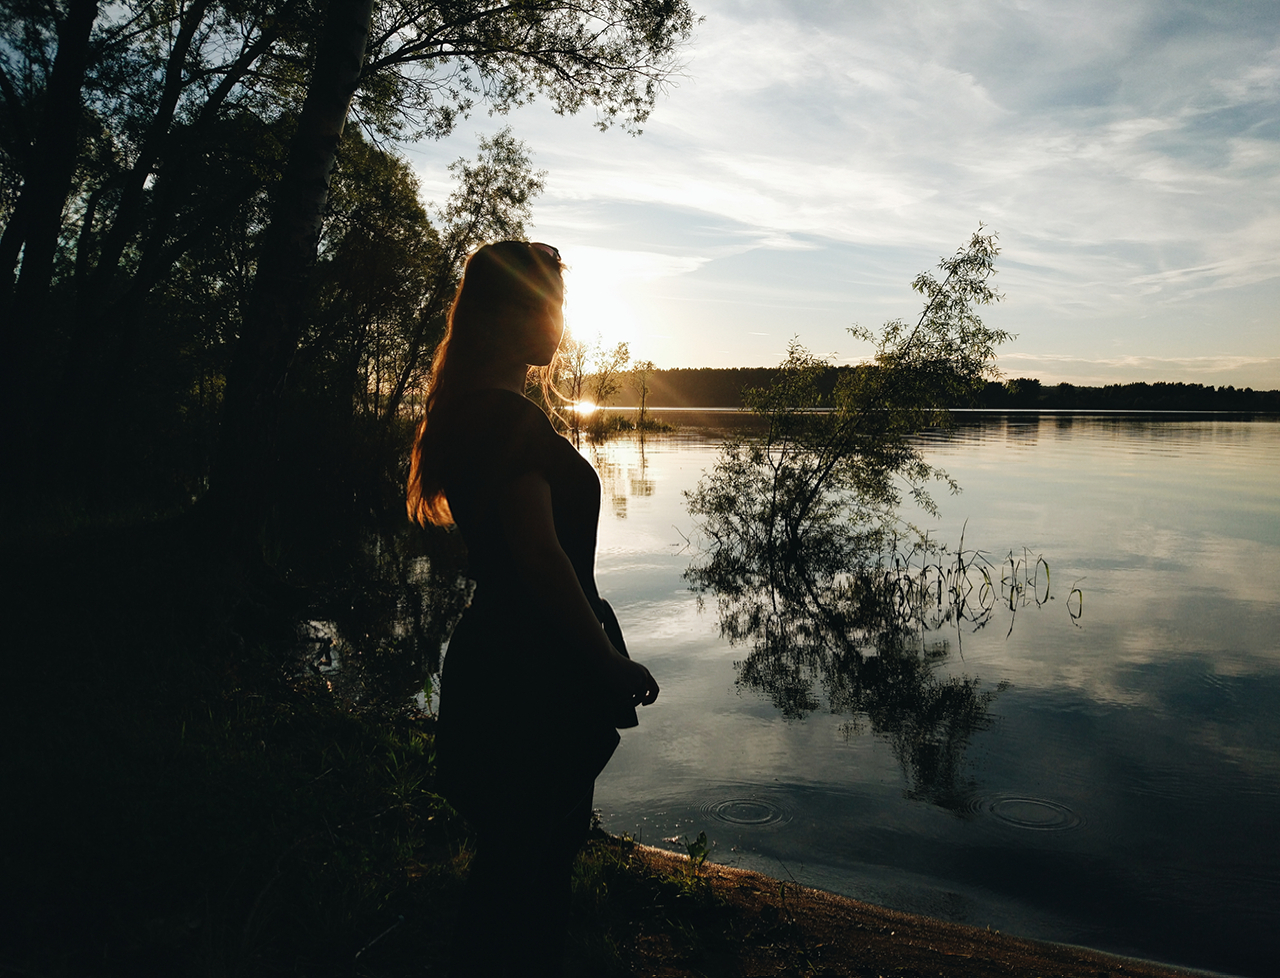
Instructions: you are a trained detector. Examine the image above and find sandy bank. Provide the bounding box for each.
[624,844,1220,978]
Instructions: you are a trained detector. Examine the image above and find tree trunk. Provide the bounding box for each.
[1,0,98,476]
[81,0,212,312]
[380,268,455,423]
[0,0,98,314]
[73,0,297,337]
[205,0,376,552]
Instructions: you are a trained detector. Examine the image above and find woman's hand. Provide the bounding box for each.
[607,653,660,707]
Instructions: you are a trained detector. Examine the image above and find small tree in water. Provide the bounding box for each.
[685,227,1012,810]
[631,359,657,426]
[590,339,632,408]
[689,226,1008,577]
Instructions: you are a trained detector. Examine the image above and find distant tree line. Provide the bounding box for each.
[630,368,1280,412]
[640,367,788,407]
[977,378,1280,411]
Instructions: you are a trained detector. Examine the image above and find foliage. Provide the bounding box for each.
[555,330,592,438]
[568,831,726,976]
[295,126,444,419]
[361,0,700,140]
[586,409,637,439]
[1,0,697,531]
[552,333,633,440]
[305,124,544,425]
[684,829,711,871]
[691,227,1009,576]
[975,377,1280,411]
[2,521,467,977]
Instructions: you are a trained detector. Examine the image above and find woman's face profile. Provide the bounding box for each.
[516,292,565,367]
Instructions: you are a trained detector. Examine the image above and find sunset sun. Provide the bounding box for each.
[562,249,644,353]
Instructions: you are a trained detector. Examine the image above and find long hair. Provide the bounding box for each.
[407,241,565,526]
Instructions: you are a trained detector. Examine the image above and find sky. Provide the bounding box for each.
[402,0,1280,388]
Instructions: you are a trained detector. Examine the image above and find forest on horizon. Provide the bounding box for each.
[620,366,1280,412]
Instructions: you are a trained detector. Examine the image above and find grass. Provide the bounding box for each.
[584,411,678,440]
[567,831,733,977]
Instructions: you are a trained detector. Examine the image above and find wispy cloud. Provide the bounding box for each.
[999,353,1280,387]
[403,0,1280,381]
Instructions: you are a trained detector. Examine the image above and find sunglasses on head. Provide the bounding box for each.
[530,242,561,262]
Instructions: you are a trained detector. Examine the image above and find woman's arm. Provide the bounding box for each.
[498,469,660,707]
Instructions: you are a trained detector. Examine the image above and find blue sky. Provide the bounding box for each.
[403,0,1280,388]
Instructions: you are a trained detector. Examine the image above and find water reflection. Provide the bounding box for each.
[295,525,471,710]
[685,528,1024,810]
[589,434,657,519]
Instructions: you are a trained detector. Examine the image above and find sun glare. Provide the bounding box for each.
[569,400,598,416]
[562,251,644,352]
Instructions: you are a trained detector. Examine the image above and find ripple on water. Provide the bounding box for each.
[700,796,792,827]
[967,794,1084,831]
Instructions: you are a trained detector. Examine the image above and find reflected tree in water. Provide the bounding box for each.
[688,535,1013,810]
[686,228,1015,811]
[291,500,473,711]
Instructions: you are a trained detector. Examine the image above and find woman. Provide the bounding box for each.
[407,241,659,977]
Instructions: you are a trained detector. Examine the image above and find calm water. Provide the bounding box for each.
[585,413,1280,977]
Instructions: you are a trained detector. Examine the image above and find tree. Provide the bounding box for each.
[206,0,378,542]
[1,0,317,309]
[1004,376,1042,407]
[303,127,444,421]
[556,331,591,441]
[0,0,97,313]
[736,226,1006,534]
[380,126,544,423]
[359,0,699,139]
[589,338,630,407]
[630,358,655,425]
[0,0,99,423]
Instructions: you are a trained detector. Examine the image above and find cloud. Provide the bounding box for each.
[1003,352,1279,371]
[567,246,708,282]
[400,0,1280,382]
[997,352,1280,386]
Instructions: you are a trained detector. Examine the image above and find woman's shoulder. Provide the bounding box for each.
[447,388,554,435]
[434,388,560,475]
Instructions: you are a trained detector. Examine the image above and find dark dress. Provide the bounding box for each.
[431,387,622,828]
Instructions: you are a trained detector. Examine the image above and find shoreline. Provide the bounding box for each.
[620,843,1228,978]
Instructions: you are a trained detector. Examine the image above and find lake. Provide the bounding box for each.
[583,411,1280,978]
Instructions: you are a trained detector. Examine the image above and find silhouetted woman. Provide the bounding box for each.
[407,241,659,977]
